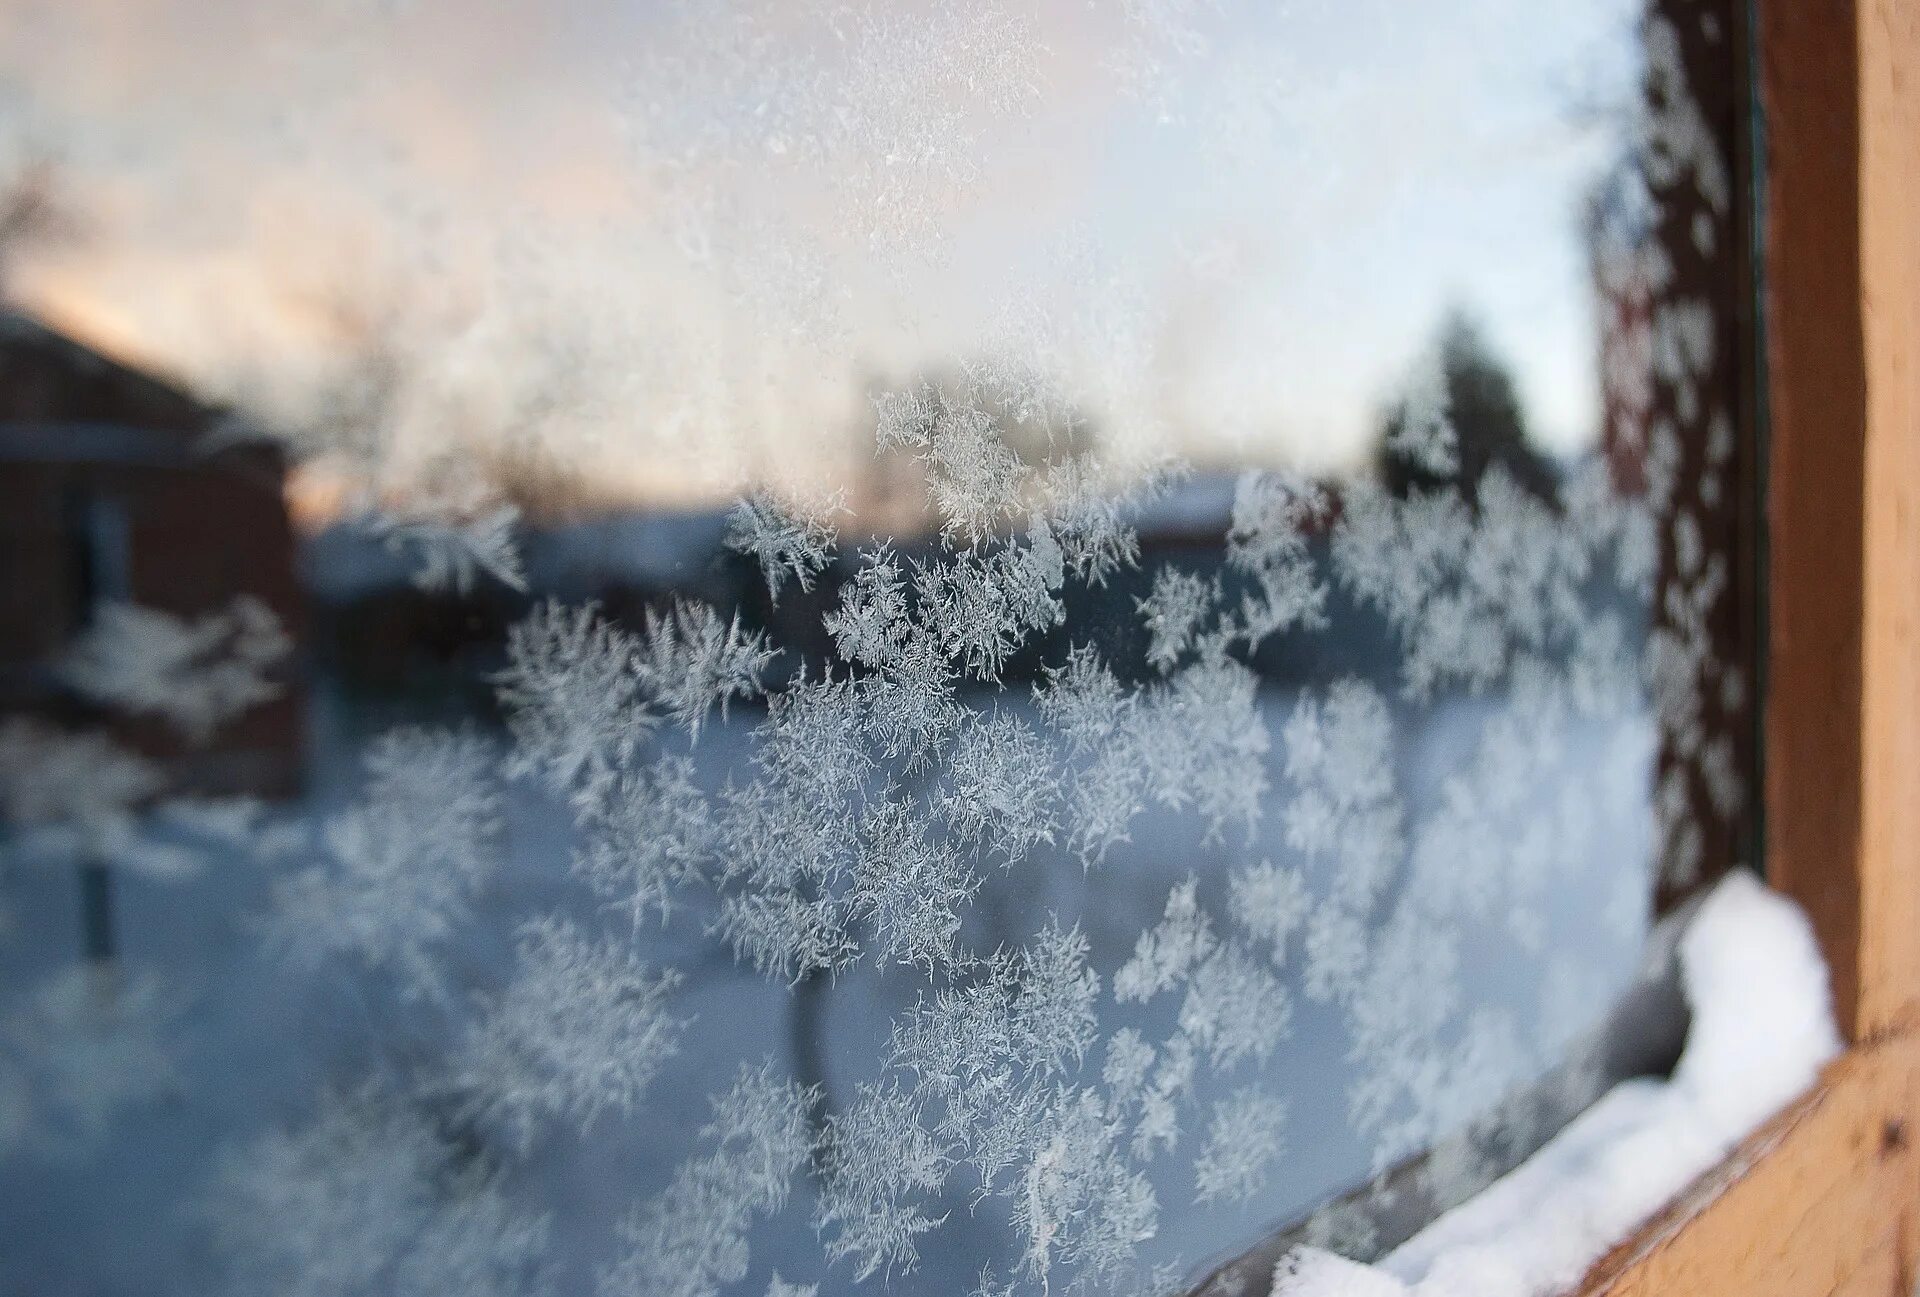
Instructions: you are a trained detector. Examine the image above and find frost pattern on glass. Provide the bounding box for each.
[0,2,1749,1296]
[191,370,1717,1292]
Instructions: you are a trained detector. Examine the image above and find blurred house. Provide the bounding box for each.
[0,312,304,796]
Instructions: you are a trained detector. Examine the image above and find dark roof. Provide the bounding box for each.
[0,311,213,436]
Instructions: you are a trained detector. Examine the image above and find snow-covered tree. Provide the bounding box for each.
[59,596,289,743]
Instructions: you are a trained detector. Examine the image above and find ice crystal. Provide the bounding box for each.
[890,921,1100,1101]
[1193,1088,1290,1205]
[601,1063,814,1297]
[1012,1088,1158,1288]
[858,629,962,767]
[726,491,837,602]
[941,712,1058,862]
[1130,1032,1198,1162]
[453,917,686,1150]
[206,1089,551,1297]
[635,599,777,741]
[1179,943,1291,1068]
[717,887,855,983]
[878,380,1029,542]
[267,728,501,1000]
[872,383,937,453]
[1014,923,1105,1075]
[1102,1028,1156,1107]
[573,757,713,928]
[1226,472,1332,649]
[496,602,650,807]
[817,1081,951,1280]
[1330,467,1589,700]
[916,540,1064,682]
[824,547,911,669]
[1302,906,1369,1005]
[369,503,528,596]
[1059,733,1150,865]
[1035,644,1131,753]
[1283,681,1403,918]
[851,792,977,970]
[1137,568,1216,673]
[1140,653,1270,841]
[752,671,872,804]
[869,922,1148,1288]
[1115,876,1217,1004]
[1042,456,1153,586]
[1230,861,1311,960]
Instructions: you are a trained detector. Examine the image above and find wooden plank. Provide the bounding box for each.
[1828,1237,1907,1297]
[1758,0,1871,1043]
[1852,0,1920,1041]
[1760,0,1920,1043]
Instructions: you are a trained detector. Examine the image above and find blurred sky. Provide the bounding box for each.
[0,0,1642,507]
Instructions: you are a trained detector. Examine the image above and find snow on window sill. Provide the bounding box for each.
[1273,870,1842,1297]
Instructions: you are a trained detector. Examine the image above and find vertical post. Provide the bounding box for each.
[78,859,119,1002]
[1852,0,1920,1041]
[66,489,133,982]
[1759,0,1920,1043]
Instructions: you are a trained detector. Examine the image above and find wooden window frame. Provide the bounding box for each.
[1576,3,1920,1293]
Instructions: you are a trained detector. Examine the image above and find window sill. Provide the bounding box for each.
[1578,1022,1920,1297]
